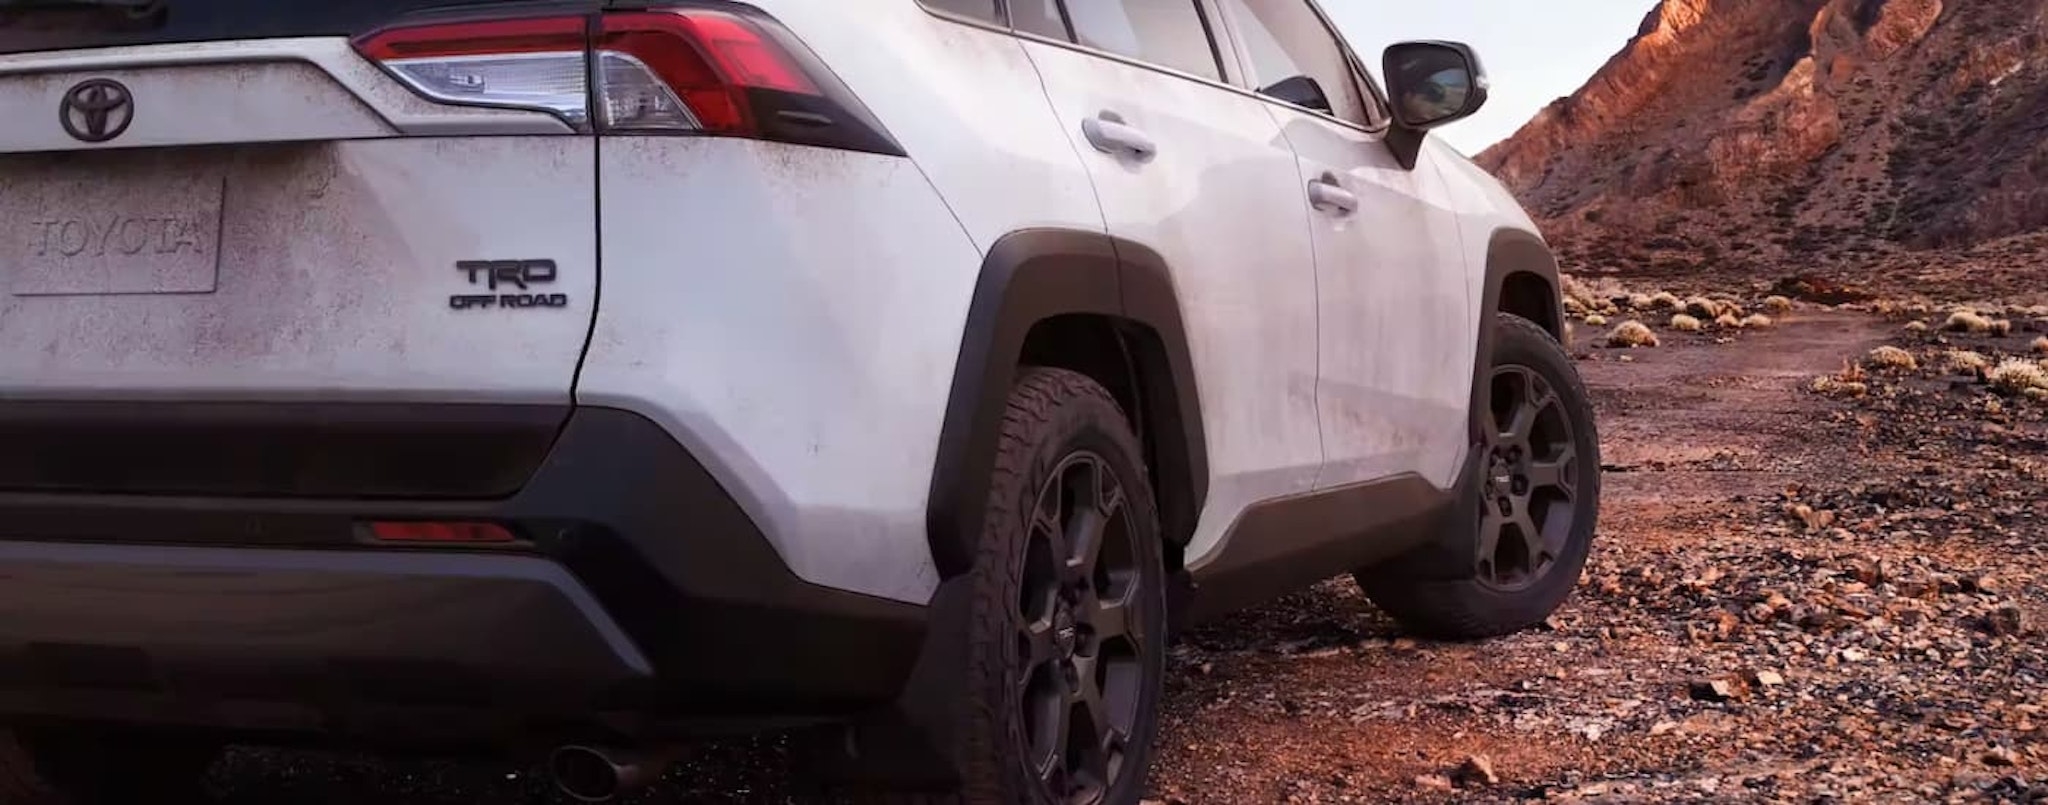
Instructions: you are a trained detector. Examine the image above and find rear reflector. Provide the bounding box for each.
[368,521,517,544]
[354,5,901,154]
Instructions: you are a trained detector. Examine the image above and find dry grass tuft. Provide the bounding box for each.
[1584,314,1609,327]
[1683,297,1738,320]
[1649,291,1683,311]
[1742,313,1774,329]
[1670,313,1704,332]
[2033,336,2048,355]
[1607,321,1659,348]
[1714,312,1742,329]
[1987,359,2048,394]
[1945,310,1993,334]
[1991,319,2014,337]
[1904,320,1930,334]
[1944,350,1991,374]
[1628,293,1655,310]
[1763,295,1794,315]
[1810,376,1869,398]
[2027,387,2048,403]
[1866,346,1918,371]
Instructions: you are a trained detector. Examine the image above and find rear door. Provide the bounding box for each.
[1014,0,1326,565]
[0,1,598,405]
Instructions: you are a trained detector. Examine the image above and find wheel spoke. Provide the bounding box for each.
[1476,511,1506,574]
[1072,655,1115,787]
[1021,620,1056,677]
[1090,596,1132,643]
[1527,450,1576,495]
[1032,499,1069,569]
[1513,508,1553,560]
[1065,510,1103,585]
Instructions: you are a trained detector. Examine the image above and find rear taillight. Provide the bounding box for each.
[353,5,901,155]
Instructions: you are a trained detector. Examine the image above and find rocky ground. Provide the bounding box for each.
[199,297,2048,804]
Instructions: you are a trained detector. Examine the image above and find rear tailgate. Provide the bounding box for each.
[0,2,598,496]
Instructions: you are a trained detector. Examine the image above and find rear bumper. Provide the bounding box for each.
[0,406,926,741]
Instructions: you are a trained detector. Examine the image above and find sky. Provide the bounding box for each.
[1328,0,1662,155]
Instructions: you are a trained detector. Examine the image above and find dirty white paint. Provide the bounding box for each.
[579,137,981,605]
[1270,108,1478,493]
[0,138,596,402]
[0,38,571,146]
[1016,38,1327,568]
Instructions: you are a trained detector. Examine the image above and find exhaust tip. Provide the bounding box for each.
[549,745,623,803]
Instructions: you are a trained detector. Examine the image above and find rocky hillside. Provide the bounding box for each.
[1480,0,2048,286]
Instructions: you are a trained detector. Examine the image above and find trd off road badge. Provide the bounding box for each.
[450,259,570,311]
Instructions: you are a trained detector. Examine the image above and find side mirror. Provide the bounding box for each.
[1383,41,1488,129]
[1381,41,1488,170]
[1260,75,1334,116]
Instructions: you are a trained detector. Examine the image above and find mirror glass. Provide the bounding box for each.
[1386,43,1480,128]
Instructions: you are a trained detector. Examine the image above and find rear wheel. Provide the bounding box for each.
[916,368,1168,805]
[0,725,221,805]
[1360,313,1602,639]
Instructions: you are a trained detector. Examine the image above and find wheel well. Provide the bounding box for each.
[1019,315,1191,574]
[1497,271,1561,338]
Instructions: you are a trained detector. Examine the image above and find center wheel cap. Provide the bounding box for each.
[1052,605,1079,658]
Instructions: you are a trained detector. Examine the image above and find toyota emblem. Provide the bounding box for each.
[59,78,135,144]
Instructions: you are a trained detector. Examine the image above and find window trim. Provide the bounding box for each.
[917,0,1385,119]
[1207,0,1393,134]
[1048,0,1232,84]
[915,0,1009,28]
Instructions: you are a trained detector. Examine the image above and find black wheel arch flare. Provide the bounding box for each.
[925,229,1209,581]
[1473,228,1565,443]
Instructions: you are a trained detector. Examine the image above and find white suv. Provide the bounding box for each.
[0,0,1599,802]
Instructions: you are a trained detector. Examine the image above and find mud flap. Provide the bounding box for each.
[796,574,975,791]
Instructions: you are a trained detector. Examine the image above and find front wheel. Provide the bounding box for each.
[1360,313,1602,639]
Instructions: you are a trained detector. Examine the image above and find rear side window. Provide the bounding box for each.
[1063,0,1222,80]
[1013,0,1074,39]
[1216,0,1373,126]
[923,0,1003,23]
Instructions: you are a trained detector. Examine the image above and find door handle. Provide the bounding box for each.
[1082,111,1157,162]
[1308,174,1358,215]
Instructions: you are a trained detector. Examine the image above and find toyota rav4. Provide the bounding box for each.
[0,1,1600,803]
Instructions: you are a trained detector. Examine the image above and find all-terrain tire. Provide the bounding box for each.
[895,367,1168,805]
[1360,313,1602,640]
[0,726,221,805]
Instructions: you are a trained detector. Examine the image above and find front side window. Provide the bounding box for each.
[1215,0,1371,126]
[1064,0,1222,80]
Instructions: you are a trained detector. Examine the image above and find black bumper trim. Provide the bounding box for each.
[0,543,650,705]
[0,407,927,728]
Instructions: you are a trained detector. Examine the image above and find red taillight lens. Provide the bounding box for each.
[368,521,518,544]
[353,16,587,61]
[596,10,816,135]
[353,5,900,154]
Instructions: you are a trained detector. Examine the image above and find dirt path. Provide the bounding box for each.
[203,309,2048,803]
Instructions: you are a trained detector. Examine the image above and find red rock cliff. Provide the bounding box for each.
[1480,0,2048,274]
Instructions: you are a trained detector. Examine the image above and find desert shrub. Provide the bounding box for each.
[1945,350,1991,374]
[1945,310,1992,334]
[1608,320,1660,348]
[1671,314,1704,332]
[1867,346,1918,371]
[1987,359,2048,394]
